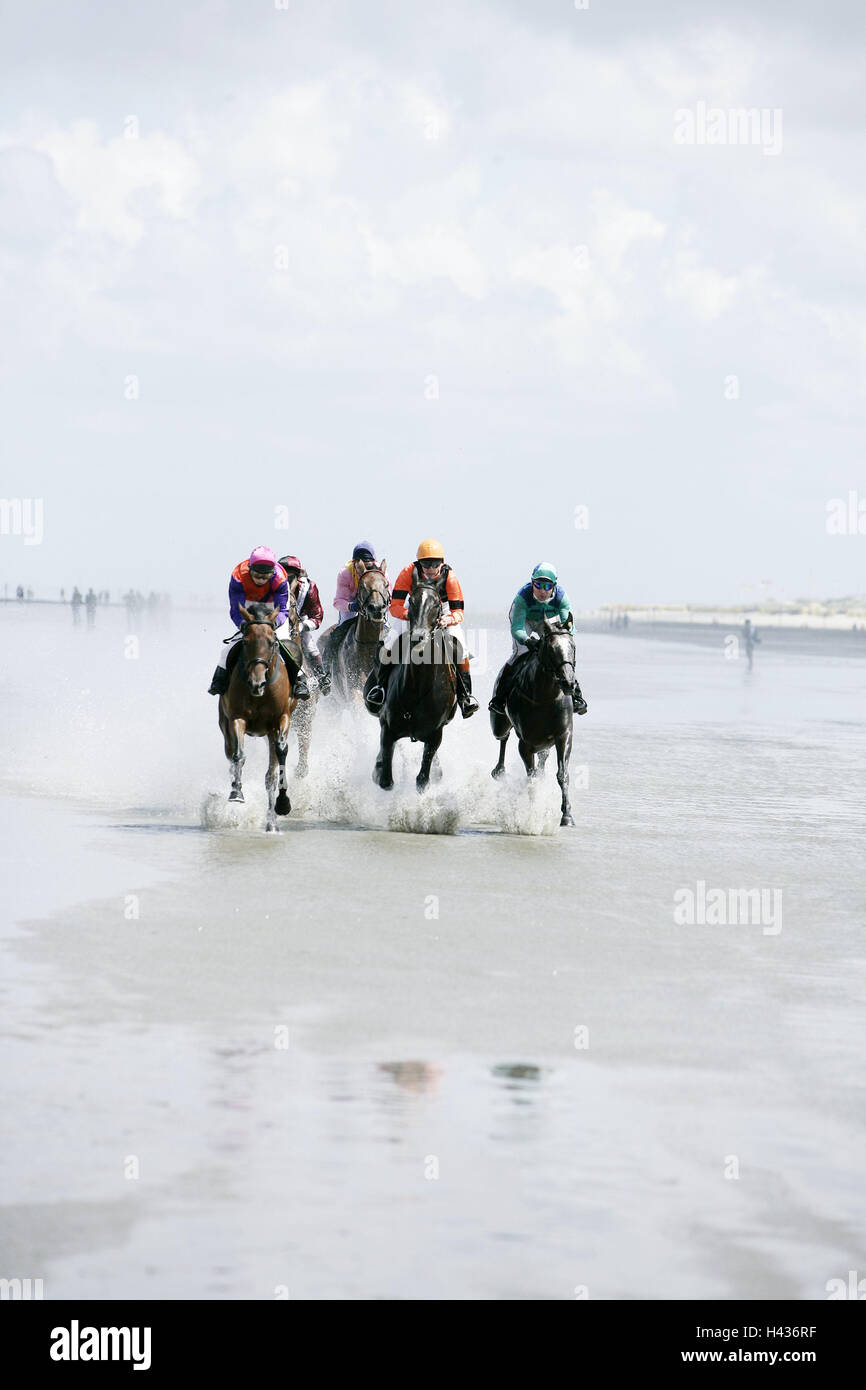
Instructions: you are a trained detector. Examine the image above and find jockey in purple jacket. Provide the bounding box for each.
[207,545,310,698]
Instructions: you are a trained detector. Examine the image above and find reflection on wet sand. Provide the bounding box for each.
[378,1060,444,1096]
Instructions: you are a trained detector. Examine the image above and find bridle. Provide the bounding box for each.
[356,564,390,624]
[536,625,575,691]
[408,583,443,652]
[240,620,280,689]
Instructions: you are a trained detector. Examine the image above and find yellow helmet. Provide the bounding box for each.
[417,538,444,561]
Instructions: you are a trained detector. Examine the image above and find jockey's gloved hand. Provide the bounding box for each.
[348,600,359,613]
[300,616,315,630]
[525,632,541,648]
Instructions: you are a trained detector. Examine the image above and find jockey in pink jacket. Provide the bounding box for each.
[334,541,383,624]
[207,546,310,699]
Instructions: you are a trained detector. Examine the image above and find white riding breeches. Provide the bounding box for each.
[300,627,320,659]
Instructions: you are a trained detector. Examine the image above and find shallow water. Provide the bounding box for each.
[1,603,864,1298]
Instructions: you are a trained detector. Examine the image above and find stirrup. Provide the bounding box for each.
[366,685,385,708]
[460,694,479,718]
[317,669,332,694]
[488,696,506,715]
[293,673,311,700]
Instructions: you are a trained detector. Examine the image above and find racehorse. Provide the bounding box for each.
[321,561,390,703]
[217,601,296,829]
[367,577,457,791]
[490,615,577,826]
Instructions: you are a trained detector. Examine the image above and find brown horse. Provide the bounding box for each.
[320,561,390,703]
[217,601,296,830]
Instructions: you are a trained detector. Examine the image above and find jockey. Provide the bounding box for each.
[333,541,381,624]
[365,538,479,718]
[278,554,331,694]
[488,561,588,716]
[207,545,310,699]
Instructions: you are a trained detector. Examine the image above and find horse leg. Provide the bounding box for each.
[275,712,291,816]
[295,707,310,779]
[517,738,536,777]
[227,718,246,801]
[556,729,574,827]
[375,727,396,789]
[416,728,444,793]
[491,730,509,779]
[537,750,549,772]
[265,733,279,831]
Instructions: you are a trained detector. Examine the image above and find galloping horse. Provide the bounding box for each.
[367,577,457,791]
[321,562,390,702]
[217,601,296,829]
[282,597,319,779]
[490,616,577,826]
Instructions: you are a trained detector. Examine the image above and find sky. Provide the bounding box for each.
[1,0,864,610]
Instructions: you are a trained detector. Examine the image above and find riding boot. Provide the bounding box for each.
[455,666,479,718]
[208,666,229,696]
[572,680,588,715]
[279,648,310,700]
[366,657,386,710]
[310,653,331,695]
[488,661,515,715]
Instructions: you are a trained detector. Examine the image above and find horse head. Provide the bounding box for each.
[540,614,576,696]
[356,561,390,624]
[238,601,280,698]
[407,578,442,660]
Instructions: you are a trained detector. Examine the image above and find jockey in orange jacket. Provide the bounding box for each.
[365,538,479,717]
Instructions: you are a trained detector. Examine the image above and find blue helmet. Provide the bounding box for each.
[353,541,375,562]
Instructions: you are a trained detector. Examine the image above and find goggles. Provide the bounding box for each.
[420,557,443,570]
[250,567,275,583]
[532,577,554,591]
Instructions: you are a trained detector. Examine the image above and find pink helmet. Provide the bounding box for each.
[249,546,276,569]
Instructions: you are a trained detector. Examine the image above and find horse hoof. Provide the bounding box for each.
[560,814,575,827]
[416,780,429,794]
[228,790,244,803]
[275,794,291,816]
[491,766,504,780]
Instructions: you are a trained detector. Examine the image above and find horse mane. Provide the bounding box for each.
[245,598,295,625]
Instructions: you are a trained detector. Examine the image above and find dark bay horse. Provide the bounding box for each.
[490,616,577,826]
[217,601,296,830]
[321,562,390,703]
[367,578,457,791]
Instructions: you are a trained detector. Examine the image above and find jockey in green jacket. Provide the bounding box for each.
[488,561,588,715]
